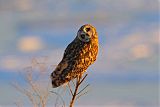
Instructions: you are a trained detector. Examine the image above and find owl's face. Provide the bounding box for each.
[77,24,97,43]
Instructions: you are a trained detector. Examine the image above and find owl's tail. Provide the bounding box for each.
[50,72,68,88]
[50,60,70,88]
[50,73,63,88]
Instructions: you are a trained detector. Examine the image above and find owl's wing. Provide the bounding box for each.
[51,39,79,88]
[63,42,73,58]
[63,40,80,59]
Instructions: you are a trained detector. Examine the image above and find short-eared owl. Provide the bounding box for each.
[51,24,99,88]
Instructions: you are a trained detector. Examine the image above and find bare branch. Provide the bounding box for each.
[69,74,89,107]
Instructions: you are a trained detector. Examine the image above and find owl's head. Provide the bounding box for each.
[77,24,98,43]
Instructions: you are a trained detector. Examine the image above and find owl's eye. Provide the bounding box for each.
[81,34,85,39]
[85,28,90,32]
[84,27,91,33]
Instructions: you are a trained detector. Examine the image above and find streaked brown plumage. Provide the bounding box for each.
[50,24,99,88]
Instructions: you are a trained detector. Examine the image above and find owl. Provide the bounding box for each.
[51,24,99,88]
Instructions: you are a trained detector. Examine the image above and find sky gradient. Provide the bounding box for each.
[0,0,159,107]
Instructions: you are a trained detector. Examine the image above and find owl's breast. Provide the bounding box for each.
[72,41,98,73]
[61,39,98,78]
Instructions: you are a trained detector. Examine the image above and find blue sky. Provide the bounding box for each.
[0,0,159,107]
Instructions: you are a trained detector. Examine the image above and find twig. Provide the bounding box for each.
[77,84,90,95]
[14,100,23,107]
[79,74,88,85]
[68,83,74,96]
[11,83,38,107]
[76,90,89,100]
[50,91,66,107]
